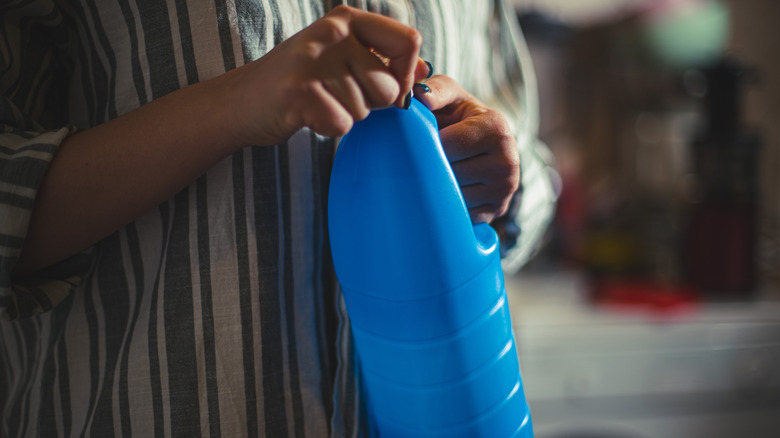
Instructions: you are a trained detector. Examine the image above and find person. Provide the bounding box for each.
[0,0,556,436]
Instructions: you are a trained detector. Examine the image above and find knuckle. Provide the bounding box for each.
[490,161,520,202]
[495,200,511,218]
[312,117,352,138]
[328,4,354,18]
[290,79,318,100]
[354,105,371,122]
[374,87,397,107]
[491,148,519,186]
[333,119,354,137]
[316,16,350,42]
[493,177,517,203]
[487,116,519,189]
[324,110,354,137]
[487,110,514,143]
[297,41,321,60]
[471,209,495,225]
[406,28,423,50]
[436,74,456,89]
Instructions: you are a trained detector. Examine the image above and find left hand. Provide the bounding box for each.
[414,75,520,224]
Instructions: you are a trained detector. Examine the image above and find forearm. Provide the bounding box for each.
[14,76,241,275]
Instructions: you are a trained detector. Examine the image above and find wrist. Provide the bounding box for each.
[186,70,252,153]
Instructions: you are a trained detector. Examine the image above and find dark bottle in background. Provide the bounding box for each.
[686,56,761,294]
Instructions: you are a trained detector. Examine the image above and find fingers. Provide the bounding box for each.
[455,153,519,223]
[413,57,434,84]
[327,6,422,108]
[461,182,517,224]
[320,62,372,122]
[413,75,463,110]
[438,109,518,165]
[449,154,510,186]
[299,81,355,137]
[319,37,395,120]
[447,116,520,221]
[342,36,400,108]
[464,202,507,225]
[451,144,519,223]
[439,119,490,162]
[322,38,427,122]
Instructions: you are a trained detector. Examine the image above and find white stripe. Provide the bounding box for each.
[0,204,36,242]
[166,0,189,90]
[188,0,228,81]
[0,149,54,162]
[0,181,37,199]
[0,128,69,149]
[225,0,247,65]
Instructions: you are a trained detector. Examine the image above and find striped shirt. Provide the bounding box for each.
[0,0,556,436]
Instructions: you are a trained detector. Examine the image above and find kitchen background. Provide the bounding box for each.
[504,0,780,436]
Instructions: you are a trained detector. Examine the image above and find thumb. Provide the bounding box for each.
[413,75,470,112]
[413,57,433,84]
[413,75,478,128]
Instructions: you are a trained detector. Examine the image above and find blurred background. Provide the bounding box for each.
[505,0,780,436]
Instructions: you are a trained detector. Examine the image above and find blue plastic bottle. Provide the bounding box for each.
[328,98,533,438]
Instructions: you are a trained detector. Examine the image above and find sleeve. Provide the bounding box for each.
[479,0,559,274]
[1,1,91,320]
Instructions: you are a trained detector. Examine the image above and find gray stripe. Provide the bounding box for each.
[136,0,180,99]
[234,147,259,437]
[194,174,221,438]
[0,233,25,248]
[279,142,306,438]
[80,0,117,125]
[17,316,43,438]
[116,223,144,438]
[63,0,97,126]
[80,255,108,436]
[147,201,172,438]
[162,189,202,437]
[116,0,150,107]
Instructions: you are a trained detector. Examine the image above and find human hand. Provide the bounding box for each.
[414,76,521,224]
[223,5,431,146]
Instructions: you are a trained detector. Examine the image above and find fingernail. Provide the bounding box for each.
[424,60,433,79]
[402,90,413,109]
[415,83,431,94]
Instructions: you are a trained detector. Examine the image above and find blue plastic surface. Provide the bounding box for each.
[328,98,533,437]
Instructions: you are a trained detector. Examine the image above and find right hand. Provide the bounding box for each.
[222,5,429,146]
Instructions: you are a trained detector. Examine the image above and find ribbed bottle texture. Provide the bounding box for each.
[328,98,533,437]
